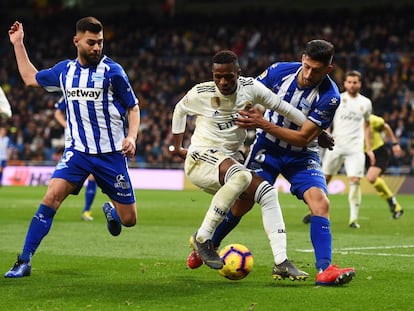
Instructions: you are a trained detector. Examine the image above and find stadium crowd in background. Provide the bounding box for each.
[0,5,414,173]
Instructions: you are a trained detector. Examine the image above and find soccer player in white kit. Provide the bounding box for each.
[171,50,309,280]
[322,70,374,228]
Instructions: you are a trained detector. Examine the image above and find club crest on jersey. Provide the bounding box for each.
[91,72,105,82]
[66,88,103,101]
[298,98,311,114]
[258,69,268,80]
[330,97,339,105]
[211,97,220,109]
[244,101,253,111]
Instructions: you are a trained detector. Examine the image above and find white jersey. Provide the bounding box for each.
[172,77,306,156]
[331,91,372,152]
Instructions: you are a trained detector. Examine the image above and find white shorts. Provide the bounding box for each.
[322,148,365,178]
[185,148,233,194]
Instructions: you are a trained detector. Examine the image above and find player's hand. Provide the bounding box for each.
[122,136,136,158]
[8,21,24,45]
[392,143,402,158]
[169,145,187,160]
[236,108,267,129]
[318,130,335,150]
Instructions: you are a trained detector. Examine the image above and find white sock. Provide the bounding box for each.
[197,165,252,242]
[349,181,361,223]
[255,181,287,265]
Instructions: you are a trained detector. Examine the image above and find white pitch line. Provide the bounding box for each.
[332,251,414,257]
[296,245,414,257]
[334,245,414,251]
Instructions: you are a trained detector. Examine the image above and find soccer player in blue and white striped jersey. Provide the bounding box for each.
[212,40,356,286]
[5,16,140,278]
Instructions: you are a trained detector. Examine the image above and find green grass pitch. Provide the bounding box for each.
[0,186,413,310]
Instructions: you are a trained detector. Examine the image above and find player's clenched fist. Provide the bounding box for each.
[8,21,24,45]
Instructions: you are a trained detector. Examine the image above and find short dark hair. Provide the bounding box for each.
[345,70,362,81]
[303,40,334,66]
[212,50,239,67]
[76,16,103,34]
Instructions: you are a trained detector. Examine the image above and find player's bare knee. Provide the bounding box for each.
[366,177,375,184]
[123,218,136,227]
[116,204,137,227]
[120,213,136,227]
[310,198,329,216]
[349,177,360,185]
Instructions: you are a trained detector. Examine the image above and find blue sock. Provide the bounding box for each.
[211,210,241,248]
[83,180,97,212]
[20,204,56,262]
[310,215,332,271]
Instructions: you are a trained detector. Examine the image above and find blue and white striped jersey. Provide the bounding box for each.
[256,62,340,153]
[36,56,138,154]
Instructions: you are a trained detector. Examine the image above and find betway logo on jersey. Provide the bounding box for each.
[66,88,103,101]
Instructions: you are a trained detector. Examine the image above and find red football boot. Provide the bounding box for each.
[316,264,356,286]
[187,250,203,269]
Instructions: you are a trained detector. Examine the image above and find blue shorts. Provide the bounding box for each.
[246,140,327,200]
[52,147,135,204]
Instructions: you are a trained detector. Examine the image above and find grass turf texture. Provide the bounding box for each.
[0,186,413,311]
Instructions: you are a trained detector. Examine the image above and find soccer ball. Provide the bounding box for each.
[218,243,253,280]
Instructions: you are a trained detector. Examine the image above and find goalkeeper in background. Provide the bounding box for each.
[365,114,404,219]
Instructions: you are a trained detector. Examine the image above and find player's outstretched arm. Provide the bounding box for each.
[252,81,307,127]
[237,109,321,147]
[8,21,39,87]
